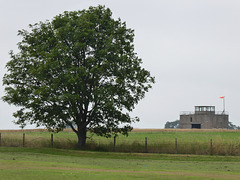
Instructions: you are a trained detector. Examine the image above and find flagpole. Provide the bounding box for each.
[220,96,225,114]
[223,96,225,114]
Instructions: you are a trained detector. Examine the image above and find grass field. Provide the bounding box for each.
[1,129,240,179]
[1,129,240,155]
[1,147,240,179]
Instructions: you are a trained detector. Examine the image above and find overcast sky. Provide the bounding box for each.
[1,0,240,129]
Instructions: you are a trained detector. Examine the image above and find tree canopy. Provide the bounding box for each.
[228,122,240,130]
[164,120,179,129]
[2,5,155,147]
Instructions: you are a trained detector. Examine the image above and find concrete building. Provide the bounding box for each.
[180,106,228,129]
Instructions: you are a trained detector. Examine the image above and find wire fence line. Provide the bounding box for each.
[0,132,240,156]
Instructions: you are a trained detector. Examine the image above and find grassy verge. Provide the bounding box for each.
[1,147,240,179]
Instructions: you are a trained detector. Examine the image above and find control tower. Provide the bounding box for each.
[179,106,228,129]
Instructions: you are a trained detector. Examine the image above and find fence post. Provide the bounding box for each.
[114,135,116,152]
[51,134,53,148]
[175,138,178,154]
[23,133,25,147]
[145,137,148,153]
[210,139,213,155]
[0,133,1,146]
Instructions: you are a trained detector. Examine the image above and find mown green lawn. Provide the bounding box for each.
[1,147,240,179]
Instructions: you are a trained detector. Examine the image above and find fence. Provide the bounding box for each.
[0,132,240,156]
[0,132,76,149]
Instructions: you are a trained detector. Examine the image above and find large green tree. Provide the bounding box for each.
[2,5,155,147]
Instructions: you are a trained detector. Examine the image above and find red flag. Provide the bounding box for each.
[220,96,224,99]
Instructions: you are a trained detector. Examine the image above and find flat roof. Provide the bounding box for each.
[194,106,215,107]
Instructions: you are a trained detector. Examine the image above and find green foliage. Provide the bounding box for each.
[164,120,179,128]
[228,122,240,130]
[2,5,155,146]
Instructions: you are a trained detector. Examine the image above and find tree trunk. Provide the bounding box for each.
[76,127,87,148]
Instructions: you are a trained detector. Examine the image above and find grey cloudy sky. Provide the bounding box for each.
[1,0,240,129]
